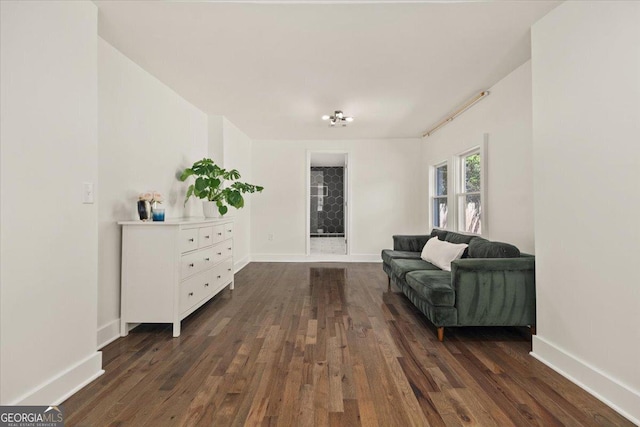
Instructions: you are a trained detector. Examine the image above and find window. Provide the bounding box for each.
[429,139,486,235]
[431,163,448,229]
[457,149,482,234]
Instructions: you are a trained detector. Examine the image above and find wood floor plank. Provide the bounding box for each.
[351,363,380,427]
[62,263,634,427]
[326,336,345,413]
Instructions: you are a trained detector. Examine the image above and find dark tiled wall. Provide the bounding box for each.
[310,167,344,235]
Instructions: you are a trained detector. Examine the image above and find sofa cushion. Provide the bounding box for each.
[393,235,431,252]
[444,232,476,245]
[381,249,421,265]
[403,284,458,326]
[468,238,520,258]
[430,228,448,240]
[406,270,455,307]
[389,258,440,281]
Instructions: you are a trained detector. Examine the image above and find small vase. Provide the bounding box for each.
[137,200,151,221]
[151,202,165,222]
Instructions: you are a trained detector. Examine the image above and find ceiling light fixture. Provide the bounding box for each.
[322,110,354,127]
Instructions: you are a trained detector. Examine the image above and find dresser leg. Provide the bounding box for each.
[230,280,234,291]
[173,322,181,337]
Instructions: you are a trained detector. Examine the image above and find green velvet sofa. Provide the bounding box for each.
[381,229,535,341]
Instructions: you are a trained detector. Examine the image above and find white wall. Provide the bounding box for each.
[251,139,425,260]
[208,115,224,163]
[422,61,535,253]
[531,2,640,423]
[222,118,253,270]
[0,0,102,404]
[97,38,208,346]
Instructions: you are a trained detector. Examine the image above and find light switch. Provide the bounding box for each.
[82,182,94,204]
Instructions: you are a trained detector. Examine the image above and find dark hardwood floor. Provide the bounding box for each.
[64,263,633,426]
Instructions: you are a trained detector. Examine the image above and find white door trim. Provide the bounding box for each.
[306,150,351,256]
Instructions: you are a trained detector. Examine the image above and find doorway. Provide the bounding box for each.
[307,151,349,256]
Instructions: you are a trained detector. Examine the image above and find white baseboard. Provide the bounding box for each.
[234,255,250,273]
[250,253,381,263]
[9,352,104,406]
[531,335,640,425]
[97,319,121,350]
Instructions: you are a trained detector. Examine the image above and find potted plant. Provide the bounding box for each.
[179,158,263,217]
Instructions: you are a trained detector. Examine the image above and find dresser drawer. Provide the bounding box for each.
[212,225,225,244]
[222,258,234,279]
[223,223,234,240]
[179,228,199,253]
[198,226,214,248]
[212,259,234,287]
[179,271,213,314]
[223,240,233,258]
[181,247,215,279]
[211,241,229,263]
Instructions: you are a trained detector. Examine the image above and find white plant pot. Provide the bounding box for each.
[202,201,221,218]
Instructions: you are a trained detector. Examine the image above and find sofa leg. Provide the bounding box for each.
[387,276,391,290]
[437,327,444,342]
[530,325,536,335]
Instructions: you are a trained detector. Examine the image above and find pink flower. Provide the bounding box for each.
[151,191,164,204]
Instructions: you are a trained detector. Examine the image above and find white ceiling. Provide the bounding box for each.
[95,1,560,140]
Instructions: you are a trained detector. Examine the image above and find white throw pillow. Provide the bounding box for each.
[421,238,468,272]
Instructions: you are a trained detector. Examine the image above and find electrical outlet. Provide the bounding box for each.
[268,233,274,241]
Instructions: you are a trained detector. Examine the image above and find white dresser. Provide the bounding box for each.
[118,217,234,337]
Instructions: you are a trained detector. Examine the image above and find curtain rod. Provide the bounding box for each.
[422,91,490,138]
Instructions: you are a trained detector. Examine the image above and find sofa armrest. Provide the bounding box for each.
[450,257,536,326]
[393,235,431,252]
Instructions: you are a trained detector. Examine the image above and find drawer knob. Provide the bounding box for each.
[227,247,232,250]
[217,275,221,279]
[189,238,194,242]
[188,292,194,296]
[227,268,232,272]
[204,283,209,287]
[205,257,210,261]
[217,232,222,236]
[189,263,194,267]
[217,252,222,255]
[205,235,210,239]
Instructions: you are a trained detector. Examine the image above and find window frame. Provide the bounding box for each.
[453,138,487,236]
[428,135,488,236]
[430,161,450,230]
